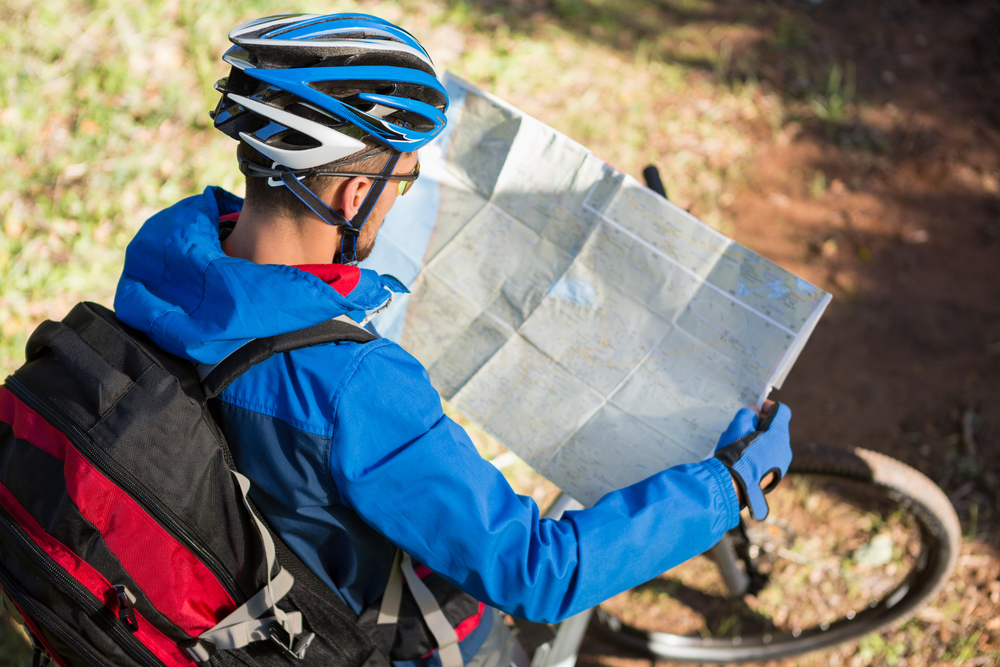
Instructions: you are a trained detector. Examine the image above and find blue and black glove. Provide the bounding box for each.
[714,403,792,521]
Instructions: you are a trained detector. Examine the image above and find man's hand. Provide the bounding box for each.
[714,401,792,521]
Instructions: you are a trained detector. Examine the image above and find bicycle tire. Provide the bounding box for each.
[593,443,961,663]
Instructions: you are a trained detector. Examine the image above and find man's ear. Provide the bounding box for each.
[336,176,372,221]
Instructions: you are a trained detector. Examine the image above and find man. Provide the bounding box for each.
[114,13,792,667]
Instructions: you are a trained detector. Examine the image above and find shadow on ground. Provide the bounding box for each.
[445,0,1000,664]
[445,0,1000,550]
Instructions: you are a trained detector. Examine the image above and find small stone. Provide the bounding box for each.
[917,606,944,622]
[852,533,894,567]
[61,163,87,182]
[821,238,839,258]
[982,174,998,193]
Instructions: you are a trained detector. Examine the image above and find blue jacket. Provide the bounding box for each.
[115,187,741,637]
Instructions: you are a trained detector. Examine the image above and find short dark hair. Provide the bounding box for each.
[240,140,393,220]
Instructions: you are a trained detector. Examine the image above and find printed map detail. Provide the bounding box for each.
[363,74,832,507]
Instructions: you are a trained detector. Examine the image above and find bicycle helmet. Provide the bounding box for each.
[211,13,449,261]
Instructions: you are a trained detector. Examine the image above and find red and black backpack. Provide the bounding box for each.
[0,302,388,666]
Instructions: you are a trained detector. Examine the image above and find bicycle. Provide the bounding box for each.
[516,167,961,666]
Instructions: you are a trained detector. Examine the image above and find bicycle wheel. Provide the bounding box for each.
[593,443,961,663]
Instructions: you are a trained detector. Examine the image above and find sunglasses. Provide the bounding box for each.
[315,161,420,197]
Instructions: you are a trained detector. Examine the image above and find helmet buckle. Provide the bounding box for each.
[267,162,304,188]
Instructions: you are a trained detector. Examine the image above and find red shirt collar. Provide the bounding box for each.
[293,264,360,297]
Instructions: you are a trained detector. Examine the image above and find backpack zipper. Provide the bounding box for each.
[0,566,106,667]
[5,376,247,606]
[0,512,164,667]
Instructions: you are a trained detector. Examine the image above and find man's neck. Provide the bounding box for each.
[222,205,341,265]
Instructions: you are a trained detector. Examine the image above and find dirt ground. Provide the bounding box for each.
[568,0,1000,665]
[1,0,997,665]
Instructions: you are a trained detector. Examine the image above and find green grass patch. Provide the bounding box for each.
[1,0,786,377]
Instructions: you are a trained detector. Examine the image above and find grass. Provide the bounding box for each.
[0,0,790,377]
[2,1,991,665]
[809,61,857,136]
[1,0,249,373]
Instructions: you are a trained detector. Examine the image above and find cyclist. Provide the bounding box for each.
[113,13,792,667]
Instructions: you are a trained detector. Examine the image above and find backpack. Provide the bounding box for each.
[0,301,389,667]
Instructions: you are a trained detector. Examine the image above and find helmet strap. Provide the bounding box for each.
[277,167,352,228]
[339,151,399,263]
[276,151,400,265]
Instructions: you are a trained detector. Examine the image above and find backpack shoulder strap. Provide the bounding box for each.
[203,316,378,399]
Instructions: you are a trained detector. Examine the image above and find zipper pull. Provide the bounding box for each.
[113,585,139,633]
[25,625,50,667]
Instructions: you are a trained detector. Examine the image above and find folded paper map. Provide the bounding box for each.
[361,74,831,507]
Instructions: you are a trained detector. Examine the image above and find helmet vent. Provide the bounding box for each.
[214,12,449,163]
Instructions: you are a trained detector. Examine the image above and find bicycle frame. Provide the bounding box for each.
[531,492,590,667]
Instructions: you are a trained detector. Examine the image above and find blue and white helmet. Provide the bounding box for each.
[212,13,449,170]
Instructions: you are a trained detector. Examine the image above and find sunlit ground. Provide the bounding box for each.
[2,1,998,665]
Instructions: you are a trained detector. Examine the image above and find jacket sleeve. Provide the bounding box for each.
[328,340,741,623]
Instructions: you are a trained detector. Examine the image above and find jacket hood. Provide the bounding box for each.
[114,186,406,364]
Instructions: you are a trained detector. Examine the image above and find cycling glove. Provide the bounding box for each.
[714,403,792,521]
